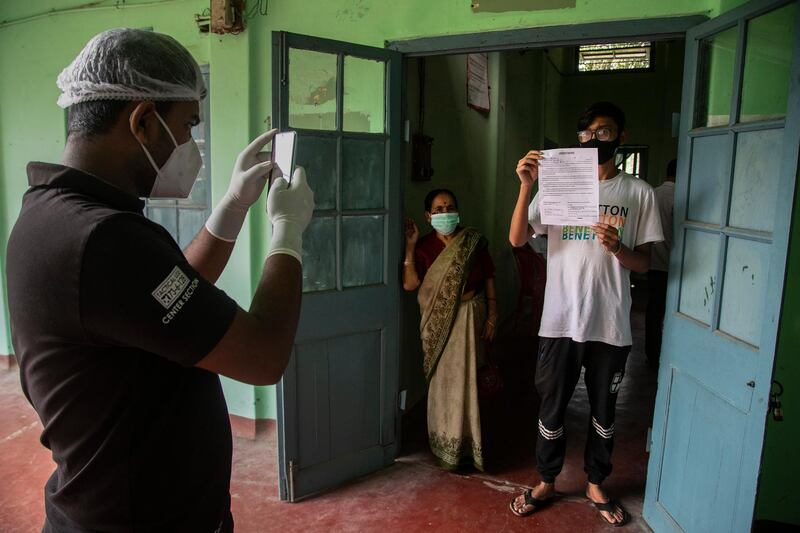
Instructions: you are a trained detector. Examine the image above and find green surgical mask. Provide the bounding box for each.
[431,213,460,235]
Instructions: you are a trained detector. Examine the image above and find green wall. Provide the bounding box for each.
[0,0,266,419]
[755,166,800,526]
[0,0,741,422]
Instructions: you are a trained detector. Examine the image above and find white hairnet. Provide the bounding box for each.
[56,28,206,108]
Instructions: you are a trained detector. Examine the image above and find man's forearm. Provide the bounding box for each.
[402,244,420,290]
[510,184,533,247]
[614,245,650,273]
[249,254,303,380]
[184,227,236,283]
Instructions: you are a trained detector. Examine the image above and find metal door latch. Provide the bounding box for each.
[769,380,784,422]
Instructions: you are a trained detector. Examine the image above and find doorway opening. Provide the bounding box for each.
[396,38,685,525]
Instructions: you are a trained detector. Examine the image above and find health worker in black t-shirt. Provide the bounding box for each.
[5,28,314,532]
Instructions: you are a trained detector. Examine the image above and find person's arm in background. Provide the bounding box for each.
[196,167,314,385]
[483,278,498,341]
[403,218,422,291]
[185,129,277,283]
[510,150,544,247]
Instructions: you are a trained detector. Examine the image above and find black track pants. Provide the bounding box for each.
[534,337,630,484]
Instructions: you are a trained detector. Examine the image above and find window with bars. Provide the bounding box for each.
[145,66,211,249]
[616,145,649,180]
[577,42,653,72]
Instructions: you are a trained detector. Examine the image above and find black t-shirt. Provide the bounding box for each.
[6,163,239,532]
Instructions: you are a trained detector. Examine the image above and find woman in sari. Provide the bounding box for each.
[403,189,498,471]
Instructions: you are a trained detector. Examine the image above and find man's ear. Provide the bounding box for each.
[619,131,627,146]
[425,212,432,223]
[128,101,158,145]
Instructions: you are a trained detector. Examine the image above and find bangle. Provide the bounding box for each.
[612,241,623,256]
[403,261,415,265]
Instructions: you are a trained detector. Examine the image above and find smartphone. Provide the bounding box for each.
[271,131,298,185]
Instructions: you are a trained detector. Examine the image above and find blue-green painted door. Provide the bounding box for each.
[644,1,800,531]
[272,32,402,502]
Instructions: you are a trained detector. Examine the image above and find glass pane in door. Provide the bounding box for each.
[296,135,338,210]
[289,49,338,130]
[343,56,386,133]
[729,128,784,232]
[302,216,337,292]
[342,215,384,288]
[177,209,206,249]
[719,237,770,347]
[342,138,385,210]
[740,3,797,123]
[687,135,729,224]
[695,26,738,128]
[678,229,721,325]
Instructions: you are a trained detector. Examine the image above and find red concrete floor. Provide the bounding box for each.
[0,285,656,532]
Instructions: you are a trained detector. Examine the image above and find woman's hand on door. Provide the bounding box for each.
[405,218,419,246]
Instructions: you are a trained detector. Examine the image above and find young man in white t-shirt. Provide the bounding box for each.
[508,102,663,526]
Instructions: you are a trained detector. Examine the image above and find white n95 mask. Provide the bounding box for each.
[137,110,202,198]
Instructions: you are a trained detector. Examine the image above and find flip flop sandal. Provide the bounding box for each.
[592,500,630,527]
[509,488,553,517]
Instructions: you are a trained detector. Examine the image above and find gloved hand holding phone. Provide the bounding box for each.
[205,129,278,242]
[267,167,314,263]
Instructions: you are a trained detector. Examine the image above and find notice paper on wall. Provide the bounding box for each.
[467,53,490,112]
[537,148,599,225]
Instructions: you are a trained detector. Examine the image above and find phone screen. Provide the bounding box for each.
[271,131,297,184]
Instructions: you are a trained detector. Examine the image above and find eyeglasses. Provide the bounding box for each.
[577,127,616,143]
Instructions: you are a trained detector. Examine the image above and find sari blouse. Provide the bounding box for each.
[414,231,495,293]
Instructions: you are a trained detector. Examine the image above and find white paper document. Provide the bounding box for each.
[537,148,599,225]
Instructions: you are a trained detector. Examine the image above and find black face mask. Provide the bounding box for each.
[580,138,620,164]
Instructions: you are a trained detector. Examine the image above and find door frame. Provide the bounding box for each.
[386,15,708,56]
[384,5,796,527]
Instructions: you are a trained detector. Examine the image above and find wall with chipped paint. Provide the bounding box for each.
[0,0,788,428]
[0,0,269,420]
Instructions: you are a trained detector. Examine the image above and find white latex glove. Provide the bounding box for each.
[267,166,314,263]
[205,129,278,242]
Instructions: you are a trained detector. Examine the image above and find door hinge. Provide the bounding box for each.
[287,459,298,502]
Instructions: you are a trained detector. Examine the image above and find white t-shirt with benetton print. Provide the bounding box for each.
[528,171,664,347]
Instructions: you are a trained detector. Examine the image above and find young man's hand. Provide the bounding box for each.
[592,223,622,253]
[516,150,544,187]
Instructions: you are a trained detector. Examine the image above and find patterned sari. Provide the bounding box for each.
[418,228,487,470]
